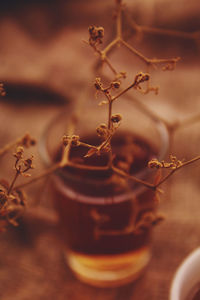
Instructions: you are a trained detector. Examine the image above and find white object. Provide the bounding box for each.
[170,247,200,300]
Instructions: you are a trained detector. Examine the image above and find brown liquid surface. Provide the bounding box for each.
[53,133,156,255]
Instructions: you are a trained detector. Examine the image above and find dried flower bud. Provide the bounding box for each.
[148,158,162,169]
[111,81,121,89]
[62,135,70,146]
[111,113,122,123]
[88,25,104,45]
[148,156,183,170]
[88,25,94,34]
[0,180,27,232]
[119,71,126,79]
[71,135,80,146]
[24,156,34,169]
[169,155,183,169]
[21,133,36,148]
[97,27,104,38]
[63,135,80,146]
[96,123,108,137]
[14,146,24,160]
[98,100,108,106]
[135,72,150,85]
[94,77,102,90]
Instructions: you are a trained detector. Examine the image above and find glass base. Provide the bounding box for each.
[65,247,151,288]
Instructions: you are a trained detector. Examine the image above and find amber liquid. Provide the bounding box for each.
[52,133,156,286]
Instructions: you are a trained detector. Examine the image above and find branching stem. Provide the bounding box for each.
[7,171,20,195]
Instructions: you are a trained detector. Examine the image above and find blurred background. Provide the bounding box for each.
[0,0,200,299]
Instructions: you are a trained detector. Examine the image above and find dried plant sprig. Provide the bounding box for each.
[93,210,164,239]
[61,113,121,160]
[87,0,180,95]
[0,142,36,231]
[124,8,200,46]
[99,153,200,193]
[0,133,36,158]
[7,146,35,195]
[133,212,165,235]
[148,155,183,170]
[148,155,200,188]
[88,25,104,47]
[94,73,149,136]
[0,180,27,231]
[0,132,37,231]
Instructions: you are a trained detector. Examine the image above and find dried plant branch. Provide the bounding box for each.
[0,139,36,231]
[111,72,150,101]
[88,0,180,94]
[7,146,34,194]
[111,165,155,190]
[148,155,200,188]
[125,10,200,42]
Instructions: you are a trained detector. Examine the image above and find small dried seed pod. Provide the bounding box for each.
[21,133,36,147]
[88,25,104,43]
[135,72,150,84]
[119,71,126,79]
[71,135,80,146]
[88,25,95,35]
[96,123,108,137]
[94,77,102,90]
[111,81,121,89]
[148,158,162,169]
[24,156,34,169]
[14,146,24,160]
[62,135,70,146]
[111,113,122,123]
[97,27,104,39]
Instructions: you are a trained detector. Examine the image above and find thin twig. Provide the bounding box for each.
[155,156,200,188]
[139,25,200,41]
[111,165,155,190]
[14,163,60,190]
[0,136,25,157]
[7,171,20,195]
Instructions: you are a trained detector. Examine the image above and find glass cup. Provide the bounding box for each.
[39,95,169,287]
